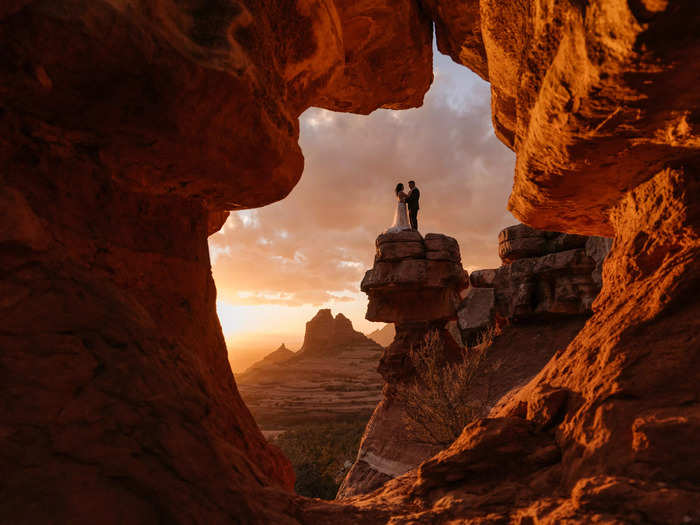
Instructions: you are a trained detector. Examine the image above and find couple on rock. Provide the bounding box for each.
[385,180,420,233]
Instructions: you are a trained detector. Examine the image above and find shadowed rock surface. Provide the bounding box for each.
[1,0,698,523]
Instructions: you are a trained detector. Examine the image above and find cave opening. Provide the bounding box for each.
[3,2,697,521]
[206,44,519,499]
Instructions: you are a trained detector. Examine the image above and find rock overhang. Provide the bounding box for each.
[362,232,467,323]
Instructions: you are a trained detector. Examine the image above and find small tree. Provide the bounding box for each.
[396,329,494,446]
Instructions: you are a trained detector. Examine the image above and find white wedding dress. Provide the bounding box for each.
[384,196,411,233]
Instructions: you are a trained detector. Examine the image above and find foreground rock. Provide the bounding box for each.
[337,232,467,497]
[237,310,383,428]
[424,1,700,237]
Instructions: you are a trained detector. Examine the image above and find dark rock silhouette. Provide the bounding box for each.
[300,309,370,355]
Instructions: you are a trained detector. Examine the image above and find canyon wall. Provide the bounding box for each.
[1,0,698,523]
[0,2,432,523]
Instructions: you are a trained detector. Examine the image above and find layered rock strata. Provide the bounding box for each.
[458,224,612,343]
[349,163,700,525]
[337,232,468,497]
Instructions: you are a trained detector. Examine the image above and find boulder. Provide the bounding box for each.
[494,249,598,319]
[498,224,588,264]
[457,288,495,344]
[469,269,497,288]
[457,225,610,343]
[498,224,549,262]
[362,234,468,323]
[376,241,425,261]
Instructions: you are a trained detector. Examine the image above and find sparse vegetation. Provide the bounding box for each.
[270,417,368,499]
[396,327,498,447]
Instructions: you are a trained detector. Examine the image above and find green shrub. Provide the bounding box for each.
[271,418,367,499]
[396,330,492,447]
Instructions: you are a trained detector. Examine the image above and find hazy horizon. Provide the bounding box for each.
[226,318,390,373]
[211,47,516,373]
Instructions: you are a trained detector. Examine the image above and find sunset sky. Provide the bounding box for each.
[210,50,516,372]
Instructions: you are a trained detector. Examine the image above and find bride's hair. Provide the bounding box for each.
[395,183,404,194]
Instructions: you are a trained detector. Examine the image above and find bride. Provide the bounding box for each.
[384,183,412,233]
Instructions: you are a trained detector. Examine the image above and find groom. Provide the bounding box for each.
[406,180,420,231]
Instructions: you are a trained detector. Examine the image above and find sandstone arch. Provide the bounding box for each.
[1,1,698,523]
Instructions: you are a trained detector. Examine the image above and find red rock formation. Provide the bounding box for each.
[427,1,700,237]
[2,0,698,522]
[338,232,468,497]
[459,224,611,342]
[347,164,700,524]
[299,309,370,355]
[0,2,433,521]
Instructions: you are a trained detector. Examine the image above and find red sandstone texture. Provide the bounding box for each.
[347,165,700,523]
[337,232,468,498]
[0,2,432,522]
[427,0,700,236]
[458,224,611,343]
[341,229,598,499]
[1,1,699,523]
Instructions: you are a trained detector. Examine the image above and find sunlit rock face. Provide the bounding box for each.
[0,0,432,212]
[458,224,610,343]
[428,0,700,237]
[350,164,699,524]
[338,232,467,497]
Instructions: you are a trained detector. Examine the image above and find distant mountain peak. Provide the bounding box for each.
[367,324,395,347]
[299,309,373,355]
[242,342,295,374]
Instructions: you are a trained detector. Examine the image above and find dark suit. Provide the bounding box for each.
[406,187,420,230]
